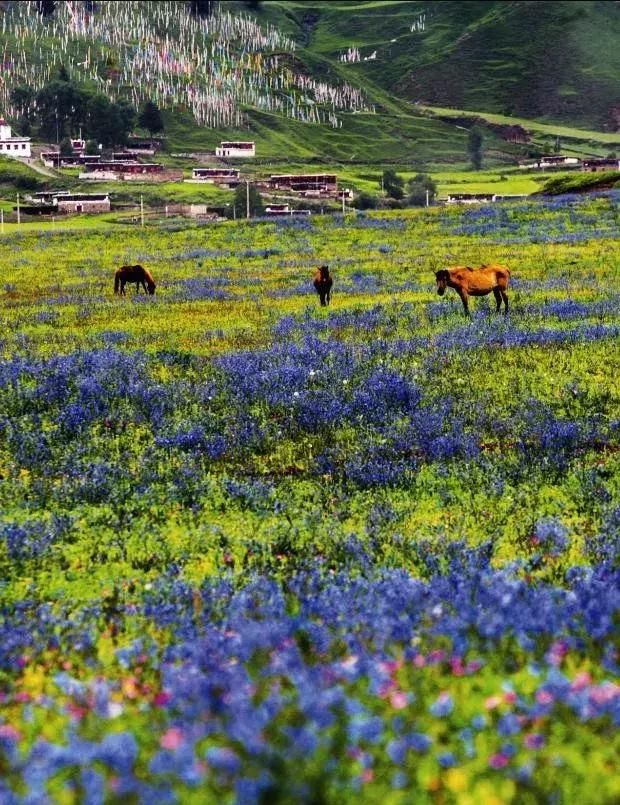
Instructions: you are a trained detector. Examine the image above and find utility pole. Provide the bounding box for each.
[426,189,430,208]
[16,193,20,225]
[246,180,250,219]
[342,190,345,216]
[140,194,144,227]
[0,209,4,234]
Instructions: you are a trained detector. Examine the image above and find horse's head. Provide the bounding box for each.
[320,265,330,280]
[147,281,156,295]
[435,269,450,296]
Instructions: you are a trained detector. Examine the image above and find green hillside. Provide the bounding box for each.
[0,0,617,169]
[258,0,620,131]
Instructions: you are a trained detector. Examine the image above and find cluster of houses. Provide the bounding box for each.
[519,154,620,172]
[3,118,619,218]
[39,137,182,181]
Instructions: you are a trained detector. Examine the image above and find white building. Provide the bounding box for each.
[0,118,31,158]
[215,141,255,158]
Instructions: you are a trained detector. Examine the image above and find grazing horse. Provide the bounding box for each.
[435,264,510,316]
[114,265,156,295]
[313,265,333,307]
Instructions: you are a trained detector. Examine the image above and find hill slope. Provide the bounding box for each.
[0,0,617,166]
[257,1,620,130]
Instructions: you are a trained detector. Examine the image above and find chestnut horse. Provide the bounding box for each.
[313,265,333,307]
[435,264,510,316]
[114,264,156,295]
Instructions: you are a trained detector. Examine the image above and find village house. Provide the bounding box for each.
[79,161,167,180]
[55,193,111,213]
[124,138,161,156]
[266,173,338,195]
[215,141,256,158]
[264,203,291,216]
[445,192,528,205]
[40,152,102,168]
[190,167,240,185]
[519,155,581,170]
[0,117,31,159]
[581,158,620,172]
[22,190,110,214]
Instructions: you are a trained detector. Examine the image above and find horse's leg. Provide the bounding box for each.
[458,290,470,317]
[120,281,126,295]
[320,292,326,307]
[501,290,509,313]
[493,287,502,313]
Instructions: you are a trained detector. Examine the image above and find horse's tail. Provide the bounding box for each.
[114,269,121,294]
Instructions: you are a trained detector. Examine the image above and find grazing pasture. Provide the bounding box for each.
[0,192,619,803]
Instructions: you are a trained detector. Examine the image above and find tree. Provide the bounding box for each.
[229,182,264,219]
[468,127,483,171]
[35,79,84,142]
[381,169,404,200]
[353,191,378,210]
[85,94,134,147]
[57,64,70,82]
[85,139,100,155]
[115,100,137,144]
[85,94,116,146]
[138,100,164,136]
[59,137,74,156]
[10,85,35,122]
[406,173,437,207]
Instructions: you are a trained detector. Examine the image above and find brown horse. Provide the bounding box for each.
[435,264,510,316]
[313,265,333,307]
[114,265,156,295]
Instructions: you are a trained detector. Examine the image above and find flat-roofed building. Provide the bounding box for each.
[191,167,240,184]
[268,174,338,194]
[0,117,31,158]
[215,141,256,158]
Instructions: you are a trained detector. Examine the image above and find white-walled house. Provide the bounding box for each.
[215,141,255,158]
[0,118,31,158]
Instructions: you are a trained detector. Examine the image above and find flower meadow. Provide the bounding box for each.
[0,193,619,803]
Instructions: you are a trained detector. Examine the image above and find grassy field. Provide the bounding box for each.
[0,189,618,802]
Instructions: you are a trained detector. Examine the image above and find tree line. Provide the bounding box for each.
[10,67,164,148]
[354,170,438,210]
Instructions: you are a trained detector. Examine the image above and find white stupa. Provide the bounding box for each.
[0,118,31,159]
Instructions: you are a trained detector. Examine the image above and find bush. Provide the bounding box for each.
[407,173,437,207]
[353,191,379,210]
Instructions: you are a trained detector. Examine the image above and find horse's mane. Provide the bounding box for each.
[141,266,156,286]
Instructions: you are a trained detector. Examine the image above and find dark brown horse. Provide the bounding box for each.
[313,265,333,307]
[435,264,510,316]
[114,265,156,295]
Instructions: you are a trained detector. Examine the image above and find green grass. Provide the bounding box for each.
[419,105,620,146]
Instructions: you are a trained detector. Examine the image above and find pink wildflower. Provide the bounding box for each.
[489,752,510,769]
[536,690,554,705]
[570,671,592,691]
[389,690,409,710]
[160,727,184,750]
[484,695,502,710]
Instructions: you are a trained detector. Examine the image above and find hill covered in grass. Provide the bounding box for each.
[260,0,620,131]
[0,1,618,167]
